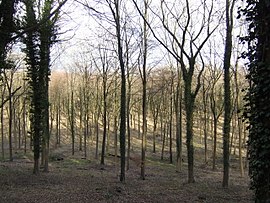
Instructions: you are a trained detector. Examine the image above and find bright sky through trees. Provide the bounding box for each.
[52,0,246,72]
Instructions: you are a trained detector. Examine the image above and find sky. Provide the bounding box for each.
[51,0,247,72]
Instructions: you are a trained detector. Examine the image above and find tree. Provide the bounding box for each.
[201,72,211,164]
[2,58,24,161]
[209,67,223,171]
[23,0,64,174]
[0,0,66,72]
[174,64,183,171]
[241,0,270,201]
[139,0,149,180]
[23,0,42,174]
[0,0,17,71]
[222,0,235,188]
[106,0,127,182]
[133,0,220,183]
[92,44,113,166]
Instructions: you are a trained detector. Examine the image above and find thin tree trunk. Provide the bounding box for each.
[8,91,13,161]
[1,105,4,160]
[212,117,217,170]
[127,107,131,170]
[79,101,83,151]
[137,108,140,139]
[95,116,99,160]
[202,82,208,164]
[55,105,59,148]
[161,120,166,161]
[114,114,118,165]
[71,91,75,156]
[185,78,195,183]
[152,107,158,153]
[23,99,27,154]
[100,83,107,166]
[169,77,173,164]
[58,106,61,146]
[238,117,244,176]
[176,80,183,171]
[222,0,235,188]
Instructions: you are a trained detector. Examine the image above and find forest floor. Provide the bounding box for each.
[0,143,253,203]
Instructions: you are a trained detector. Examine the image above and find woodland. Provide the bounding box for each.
[0,0,269,202]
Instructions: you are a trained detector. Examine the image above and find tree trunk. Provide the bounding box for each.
[55,104,59,148]
[71,91,75,156]
[112,0,127,181]
[23,99,27,154]
[152,107,158,153]
[8,90,13,161]
[114,114,118,165]
[212,117,217,170]
[1,104,4,160]
[161,119,166,161]
[95,116,99,160]
[202,82,208,164]
[141,77,147,179]
[126,83,131,170]
[185,78,195,183]
[137,108,141,139]
[100,84,107,166]
[222,0,234,188]
[169,78,173,164]
[79,101,83,152]
[176,80,183,171]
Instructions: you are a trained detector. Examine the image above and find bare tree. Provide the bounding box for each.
[133,0,220,183]
[222,0,235,188]
[106,0,127,182]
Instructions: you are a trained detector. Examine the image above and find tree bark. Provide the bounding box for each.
[222,0,234,188]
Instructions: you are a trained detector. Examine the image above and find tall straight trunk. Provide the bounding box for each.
[114,114,118,164]
[79,101,83,151]
[230,113,236,155]
[23,99,27,154]
[106,115,110,152]
[137,108,141,138]
[58,106,61,146]
[126,94,131,170]
[140,0,148,180]
[234,64,244,176]
[126,57,131,170]
[43,83,50,172]
[8,91,13,161]
[202,83,208,164]
[176,76,182,171]
[83,100,89,158]
[169,77,173,164]
[238,117,244,176]
[1,85,6,159]
[101,83,107,166]
[222,0,234,188]
[152,107,158,153]
[1,105,4,159]
[119,70,126,182]
[141,76,147,179]
[33,101,42,175]
[212,117,218,170]
[18,108,21,150]
[111,0,127,181]
[55,105,59,148]
[71,91,75,155]
[95,116,99,159]
[185,78,195,183]
[13,108,17,150]
[161,119,166,161]
[113,78,118,164]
